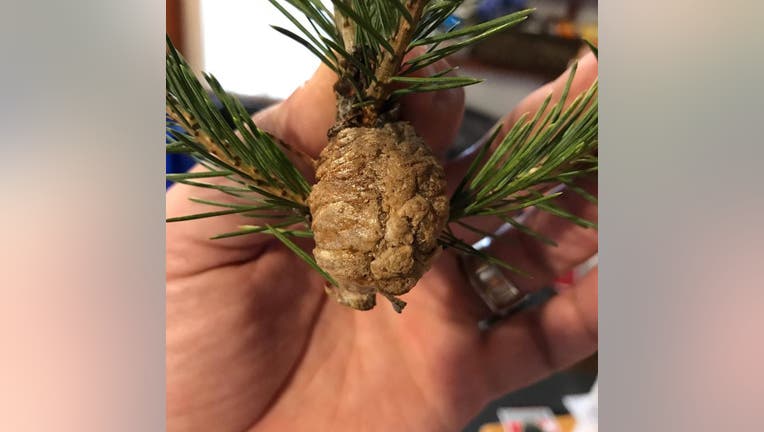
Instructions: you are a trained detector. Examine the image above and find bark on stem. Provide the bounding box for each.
[167,106,306,203]
[364,0,428,121]
[334,6,356,53]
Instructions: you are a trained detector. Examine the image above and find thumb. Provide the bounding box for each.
[398,50,466,158]
[252,65,338,159]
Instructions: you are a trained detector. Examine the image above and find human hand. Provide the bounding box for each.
[166,53,598,432]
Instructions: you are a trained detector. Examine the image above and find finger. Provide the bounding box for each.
[250,65,337,159]
[398,61,465,159]
[483,267,598,398]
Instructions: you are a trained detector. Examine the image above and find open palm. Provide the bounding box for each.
[167,54,598,432]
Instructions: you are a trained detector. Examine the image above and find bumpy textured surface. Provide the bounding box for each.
[308,122,449,311]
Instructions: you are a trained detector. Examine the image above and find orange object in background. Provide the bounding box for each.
[554,21,578,39]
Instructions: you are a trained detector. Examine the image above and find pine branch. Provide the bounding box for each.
[363,0,428,121]
[269,1,535,124]
[165,35,345,278]
[449,61,599,248]
[166,37,311,211]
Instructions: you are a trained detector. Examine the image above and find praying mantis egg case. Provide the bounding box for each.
[308,121,449,312]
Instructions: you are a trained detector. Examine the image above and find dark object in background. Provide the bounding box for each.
[449,108,500,160]
[476,0,530,22]
[463,364,597,431]
[471,29,583,79]
[166,121,195,188]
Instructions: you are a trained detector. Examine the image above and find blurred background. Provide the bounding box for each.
[167,1,597,430]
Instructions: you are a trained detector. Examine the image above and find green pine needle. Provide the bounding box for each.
[266,225,338,287]
[499,215,559,247]
[211,222,310,240]
[439,229,529,277]
[409,9,533,47]
[583,39,598,58]
[166,207,266,223]
[390,75,483,96]
[166,170,231,181]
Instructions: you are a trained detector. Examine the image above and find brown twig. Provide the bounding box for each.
[331,4,362,129]
[334,7,356,53]
[363,0,428,124]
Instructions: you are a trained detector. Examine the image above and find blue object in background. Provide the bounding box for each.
[166,119,195,189]
[476,0,528,22]
[166,155,195,189]
[441,15,462,31]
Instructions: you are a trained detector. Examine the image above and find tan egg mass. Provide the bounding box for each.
[308,122,449,312]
